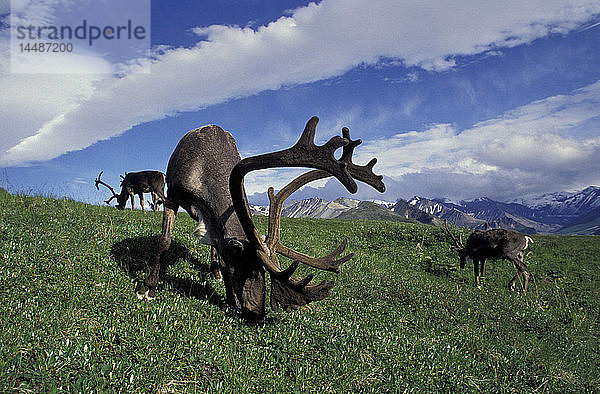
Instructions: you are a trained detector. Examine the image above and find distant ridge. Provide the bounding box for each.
[251,197,397,221]
[408,196,485,229]
[556,206,600,235]
[392,199,443,226]
[337,201,413,222]
[283,197,360,219]
[250,185,600,234]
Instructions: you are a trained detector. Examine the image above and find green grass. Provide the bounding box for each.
[1,189,599,392]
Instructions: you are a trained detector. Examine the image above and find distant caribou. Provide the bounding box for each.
[95,170,166,212]
[137,116,385,320]
[444,221,534,292]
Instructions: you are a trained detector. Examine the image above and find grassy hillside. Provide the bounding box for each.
[1,190,599,392]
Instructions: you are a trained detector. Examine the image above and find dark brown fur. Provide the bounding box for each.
[95,170,166,212]
[446,224,533,292]
[137,117,385,320]
[116,171,166,212]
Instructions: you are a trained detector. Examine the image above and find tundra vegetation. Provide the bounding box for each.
[0,188,598,392]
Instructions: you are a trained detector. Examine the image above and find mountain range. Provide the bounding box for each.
[250,186,600,235]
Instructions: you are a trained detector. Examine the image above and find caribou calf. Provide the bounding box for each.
[444,222,534,292]
[95,170,166,212]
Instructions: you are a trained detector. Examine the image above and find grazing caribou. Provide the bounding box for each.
[95,170,166,212]
[136,116,385,320]
[444,221,534,292]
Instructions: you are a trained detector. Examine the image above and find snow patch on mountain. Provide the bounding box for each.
[251,185,600,234]
[282,197,361,219]
[512,186,600,214]
[367,199,396,209]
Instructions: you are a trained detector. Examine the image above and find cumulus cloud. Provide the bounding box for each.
[247,81,600,201]
[0,44,107,156]
[0,0,126,156]
[2,0,600,166]
[354,80,600,200]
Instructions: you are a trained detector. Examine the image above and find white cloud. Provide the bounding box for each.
[0,39,107,155]
[356,79,600,200]
[243,167,330,196]
[2,0,600,166]
[0,0,120,156]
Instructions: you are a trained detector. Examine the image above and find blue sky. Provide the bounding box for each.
[1,0,600,205]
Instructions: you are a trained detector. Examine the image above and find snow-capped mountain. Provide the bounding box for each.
[366,199,396,209]
[517,186,600,218]
[511,190,576,209]
[282,197,360,219]
[408,196,486,229]
[459,197,542,223]
[250,185,600,234]
[409,195,566,233]
[250,204,270,216]
[509,186,600,226]
[252,197,395,219]
[445,197,560,233]
[393,199,443,225]
[408,196,449,216]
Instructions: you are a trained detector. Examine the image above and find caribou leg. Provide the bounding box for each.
[507,253,529,293]
[137,202,178,300]
[480,258,486,277]
[473,258,481,287]
[138,193,145,212]
[210,246,221,279]
[129,191,136,210]
[151,192,158,212]
[522,270,531,293]
[206,245,239,308]
[480,258,486,282]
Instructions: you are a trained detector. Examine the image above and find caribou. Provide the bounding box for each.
[136,116,385,320]
[444,221,534,292]
[95,170,166,212]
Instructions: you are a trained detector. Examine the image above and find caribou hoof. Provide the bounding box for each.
[135,284,156,300]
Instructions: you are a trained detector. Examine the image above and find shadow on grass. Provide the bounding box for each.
[418,256,459,278]
[111,236,225,308]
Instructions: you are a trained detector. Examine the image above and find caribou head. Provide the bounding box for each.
[95,171,129,210]
[137,116,385,320]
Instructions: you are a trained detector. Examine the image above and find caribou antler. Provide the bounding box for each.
[95,171,119,204]
[339,127,385,192]
[229,116,385,311]
[265,171,352,274]
[444,220,464,250]
[264,126,385,273]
